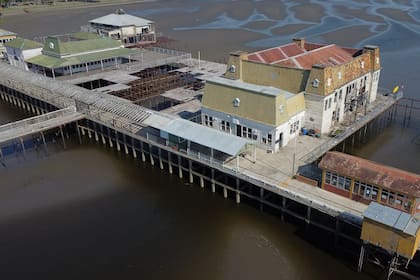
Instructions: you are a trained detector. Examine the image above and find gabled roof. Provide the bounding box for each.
[319,151,420,197]
[42,37,122,57]
[0,29,17,37]
[4,37,43,50]
[363,202,420,236]
[89,9,153,27]
[275,44,354,70]
[248,41,356,70]
[27,47,136,68]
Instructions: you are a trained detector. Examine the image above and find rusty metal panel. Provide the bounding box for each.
[319,152,420,197]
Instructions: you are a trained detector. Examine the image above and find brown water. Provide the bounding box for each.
[0,0,419,279]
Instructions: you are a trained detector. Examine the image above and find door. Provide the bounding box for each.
[236,125,242,137]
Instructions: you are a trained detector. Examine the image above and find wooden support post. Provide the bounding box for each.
[281,196,286,222]
[141,142,146,162]
[131,138,137,159]
[149,144,154,166]
[342,139,346,153]
[40,131,48,154]
[76,123,82,145]
[115,130,121,151]
[188,159,193,183]
[305,206,311,232]
[20,137,26,158]
[260,188,264,212]
[159,148,163,170]
[335,218,340,248]
[223,187,228,199]
[59,126,66,149]
[168,152,173,174]
[357,243,366,272]
[178,155,183,179]
[200,176,204,188]
[211,169,215,193]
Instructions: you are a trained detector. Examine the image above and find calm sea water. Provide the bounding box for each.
[0,0,419,279]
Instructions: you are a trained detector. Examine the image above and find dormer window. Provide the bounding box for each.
[279,104,284,113]
[312,78,319,88]
[338,72,342,80]
[360,61,365,68]
[327,78,332,87]
[229,65,236,73]
[233,97,240,107]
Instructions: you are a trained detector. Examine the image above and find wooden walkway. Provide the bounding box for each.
[0,107,84,144]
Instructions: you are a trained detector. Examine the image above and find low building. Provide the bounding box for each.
[0,29,17,58]
[221,39,381,134]
[202,76,305,152]
[361,202,420,260]
[83,9,156,47]
[24,36,137,78]
[4,37,43,70]
[319,151,420,214]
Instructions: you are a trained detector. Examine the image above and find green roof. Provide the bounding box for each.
[4,37,43,50]
[42,37,122,57]
[27,48,137,68]
[70,32,102,40]
[0,29,17,37]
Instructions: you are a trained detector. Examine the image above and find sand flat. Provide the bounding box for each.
[320,25,374,46]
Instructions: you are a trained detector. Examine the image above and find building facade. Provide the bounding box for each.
[319,151,420,214]
[4,37,43,70]
[83,9,156,47]
[221,39,381,134]
[0,29,17,58]
[202,76,305,152]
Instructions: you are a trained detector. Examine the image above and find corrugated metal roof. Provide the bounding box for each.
[27,48,136,68]
[0,29,16,37]
[89,12,153,27]
[276,45,354,70]
[248,43,304,64]
[319,151,420,197]
[248,41,357,70]
[363,202,420,236]
[42,37,122,57]
[4,37,43,50]
[143,115,249,156]
[162,119,249,156]
[207,76,295,99]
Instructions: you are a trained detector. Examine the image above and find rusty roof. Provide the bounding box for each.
[319,152,420,197]
[248,43,305,64]
[275,45,354,70]
[248,41,358,70]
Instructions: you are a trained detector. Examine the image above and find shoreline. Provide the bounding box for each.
[0,0,155,17]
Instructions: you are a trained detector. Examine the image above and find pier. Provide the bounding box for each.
[0,56,414,270]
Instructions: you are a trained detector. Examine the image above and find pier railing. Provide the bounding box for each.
[300,92,402,163]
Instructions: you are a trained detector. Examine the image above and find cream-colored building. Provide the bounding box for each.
[202,76,305,152]
[83,9,156,47]
[203,39,381,143]
[4,37,43,71]
[0,29,17,58]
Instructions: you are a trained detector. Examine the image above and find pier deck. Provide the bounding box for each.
[0,107,83,144]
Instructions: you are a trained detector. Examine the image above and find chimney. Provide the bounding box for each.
[293,38,305,49]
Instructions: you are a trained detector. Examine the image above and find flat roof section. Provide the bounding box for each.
[207,76,295,99]
[363,202,420,236]
[143,114,249,156]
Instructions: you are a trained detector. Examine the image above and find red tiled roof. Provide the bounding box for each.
[248,41,357,70]
[319,151,420,197]
[275,45,354,70]
[248,43,304,64]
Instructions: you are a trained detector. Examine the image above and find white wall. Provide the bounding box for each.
[202,107,305,152]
